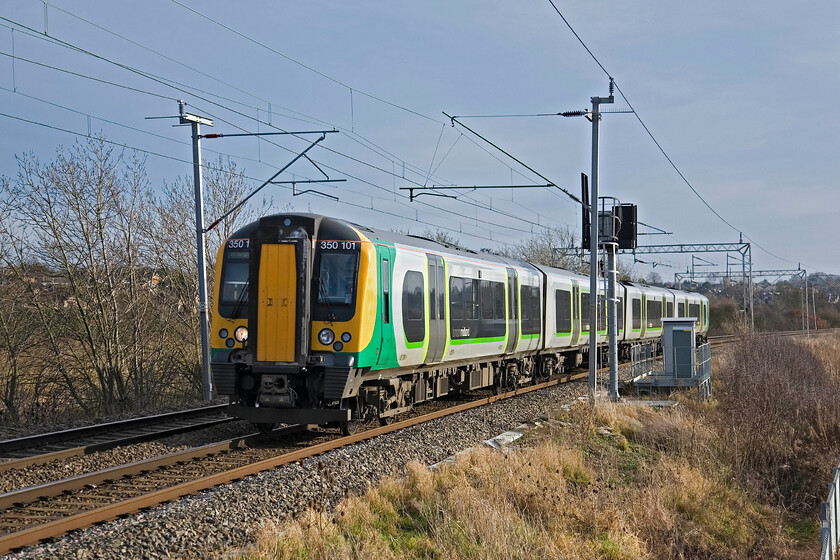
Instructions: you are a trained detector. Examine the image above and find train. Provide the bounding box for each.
[210,213,709,434]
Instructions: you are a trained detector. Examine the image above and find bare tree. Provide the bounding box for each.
[0,141,280,424]
[0,138,159,414]
[495,226,585,272]
[420,227,464,249]
[146,156,271,394]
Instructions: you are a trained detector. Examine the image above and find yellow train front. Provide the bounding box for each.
[210,214,380,432]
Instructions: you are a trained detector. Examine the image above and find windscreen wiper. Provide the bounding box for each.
[230,278,250,318]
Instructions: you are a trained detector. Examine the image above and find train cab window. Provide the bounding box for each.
[520,285,541,335]
[381,259,390,324]
[317,253,358,305]
[218,249,250,319]
[666,301,674,318]
[402,271,425,343]
[314,251,359,322]
[555,289,572,334]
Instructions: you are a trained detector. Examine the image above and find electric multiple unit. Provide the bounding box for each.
[211,214,709,433]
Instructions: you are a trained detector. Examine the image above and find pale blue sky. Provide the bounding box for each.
[1,1,837,277]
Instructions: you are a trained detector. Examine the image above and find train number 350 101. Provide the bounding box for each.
[320,241,356,250]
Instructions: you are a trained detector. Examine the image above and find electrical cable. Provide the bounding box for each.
[168,0,445,125]
[544,0,808,269]
[0,108,523,247]
[0,47,174,101]
[445,113,582,206]
[1,13,584,244]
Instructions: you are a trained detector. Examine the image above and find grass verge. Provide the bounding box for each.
[238,334,840,559]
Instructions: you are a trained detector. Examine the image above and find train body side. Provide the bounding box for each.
[210,213,710,427]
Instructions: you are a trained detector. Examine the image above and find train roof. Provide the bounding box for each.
[229,213,706,299]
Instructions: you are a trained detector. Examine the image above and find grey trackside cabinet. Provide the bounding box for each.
[662,318,697,379]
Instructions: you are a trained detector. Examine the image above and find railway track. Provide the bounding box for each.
[0,372,588,554]
[1,328,835,554]
[708,328,838,348]
[0,404,232,473]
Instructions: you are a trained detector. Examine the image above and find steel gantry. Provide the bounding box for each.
[674,268,810,336]
[633,242,753,331]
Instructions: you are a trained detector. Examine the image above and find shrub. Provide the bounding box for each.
[714,334,840,511]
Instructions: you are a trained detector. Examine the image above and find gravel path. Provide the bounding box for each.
[5,379,587,560]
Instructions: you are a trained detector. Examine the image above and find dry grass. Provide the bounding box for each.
[238,335,840,559]
[714,333,840,511]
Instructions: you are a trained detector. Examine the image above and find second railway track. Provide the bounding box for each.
[2,329,834,556]
[0,372,588,555]
[0,405,233,472]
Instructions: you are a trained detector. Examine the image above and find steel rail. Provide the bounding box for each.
[2,327,835,553]
[0,404,229,456]
[0,373,587,554]
[0,426,305,511]
[0,417,235,474]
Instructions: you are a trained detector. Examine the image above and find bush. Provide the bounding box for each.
[714,334,840,511]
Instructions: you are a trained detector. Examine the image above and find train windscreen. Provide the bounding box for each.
[218,248,249,319]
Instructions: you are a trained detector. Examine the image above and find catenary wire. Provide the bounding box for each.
[0,109,521,247]
[544,0,806,269]
[168,0,445,125]
[1,14,580,242]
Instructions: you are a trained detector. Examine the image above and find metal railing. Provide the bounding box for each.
[821,462,840,560]
[630,342,658,379]
[697,342,711,379]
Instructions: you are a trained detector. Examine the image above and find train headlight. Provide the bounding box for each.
[333,341,344,352]
[234,326,249,343]
[341,332,351,343]
[318,328,335,346]
[219,328,229,339]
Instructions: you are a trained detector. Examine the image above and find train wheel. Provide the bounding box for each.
[340,420,359,436]
[340,397,362,436]
[378,415,394,426]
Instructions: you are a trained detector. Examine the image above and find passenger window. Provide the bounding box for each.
[402,271,425,343]
[581,292,591,330]
[555,289,572,334]
[632,299,641,329]
[381,259,390,324]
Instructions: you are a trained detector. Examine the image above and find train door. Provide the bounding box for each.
[376,246,396,367]
[505,268,519,353]
[640,293,647,337]
[571,281,581,346]
[425,254,446,364]
[254,238,309,366]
